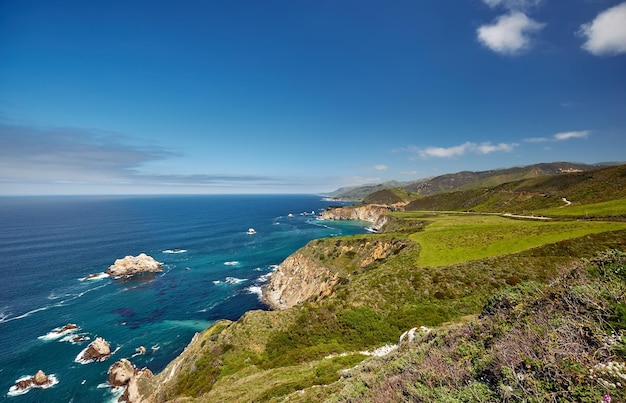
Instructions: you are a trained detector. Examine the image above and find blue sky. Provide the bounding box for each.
[1,0,625,195]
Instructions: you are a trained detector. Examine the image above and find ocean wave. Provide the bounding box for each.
[80,272,110,281]
[7,374,59,396]
[213,277,247,285]
[0,308,10,324]
[1,304,61,324]
[3,283,106,323]
[223,261,239,266]
[60,333,90,344]
[245,286,263,300]
[257,273,272,283]
[38,324,80,341]
[197,302,219,313]
[162,249,187,254]
[105,386,125,403]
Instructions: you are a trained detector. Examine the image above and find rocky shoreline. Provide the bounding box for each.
[124,205,393,402]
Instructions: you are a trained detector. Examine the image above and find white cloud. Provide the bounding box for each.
[417,141,517,158]
[553,130,590,140]
[477,11,545,55]
[475,142,517,153]
[579,2,626,56]
[482,0,542,10]
[524,130,590,142]
[419,142,474,158]
[373,164,388,170]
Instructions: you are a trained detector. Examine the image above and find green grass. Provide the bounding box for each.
[406,213,626,267]
[154,210,626,402]
[538,198,626,217]
[328,250,626,403]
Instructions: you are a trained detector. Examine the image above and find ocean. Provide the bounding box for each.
[0,195,367,402]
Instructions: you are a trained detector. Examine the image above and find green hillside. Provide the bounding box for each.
[361,187,420,205]
[325,162,607,201]
[136,163,626,402]
[405,163,626,215]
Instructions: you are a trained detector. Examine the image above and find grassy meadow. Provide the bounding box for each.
[538,198,626,218]
[399,212,626,267]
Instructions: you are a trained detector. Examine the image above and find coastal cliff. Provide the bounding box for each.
[262,253,339,310]
[131,234,413,402]
[319,204,391,230]
[262,235,410,310]
[129,228,626,402]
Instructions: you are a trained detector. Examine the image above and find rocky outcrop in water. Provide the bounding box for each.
[77,337,111,362]
[17,370,52,388]
[106,254,163,277]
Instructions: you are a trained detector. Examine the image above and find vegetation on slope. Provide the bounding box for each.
[321,250,626,403]
[145,218,626,402]
[326,162,604,201]
[405,163,626,214]
[139,166,626,402]
[361,188,420,205]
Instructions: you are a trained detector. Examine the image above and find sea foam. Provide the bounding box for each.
[7,374,59,396]
[162,249,187,254]
[245,286,263,300]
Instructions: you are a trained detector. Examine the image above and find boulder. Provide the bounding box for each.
[108,359,135,387]
[79,337,111,362]
[55,323,79,334]
[10,370,54,393]
[106,253,163,277]
[33,370,49,385]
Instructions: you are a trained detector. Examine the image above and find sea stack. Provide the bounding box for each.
[33,370,49,385]
[77,337,111,362]
[106,253,163,277]
[10,370,56,394]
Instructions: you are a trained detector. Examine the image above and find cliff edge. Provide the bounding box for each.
[262,235,410,310]
[319,204,391,230]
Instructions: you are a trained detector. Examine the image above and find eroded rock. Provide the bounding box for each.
[106,254,163,277]
[77,337,111,362]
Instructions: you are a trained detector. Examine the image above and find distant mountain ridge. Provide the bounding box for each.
[325,162,611,201]
[404,163,626,214]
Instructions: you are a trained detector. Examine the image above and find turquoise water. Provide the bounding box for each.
[0,195,367,402]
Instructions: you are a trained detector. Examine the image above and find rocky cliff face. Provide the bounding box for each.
[133,234,411,401]
[262,253,340,310]
[262,236,409,310]
[319,205,390,230]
